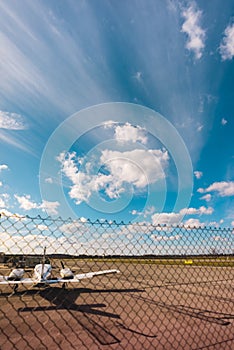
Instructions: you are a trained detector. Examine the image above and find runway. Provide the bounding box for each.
[0,262,234,349]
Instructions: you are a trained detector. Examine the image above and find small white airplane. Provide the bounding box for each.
[0,247,120,293]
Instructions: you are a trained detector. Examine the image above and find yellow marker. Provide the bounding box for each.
[184,259,193,265]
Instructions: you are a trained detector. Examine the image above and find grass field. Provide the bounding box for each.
[53,255,234,267]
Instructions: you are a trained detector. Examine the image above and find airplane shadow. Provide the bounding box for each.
[17,287,144,345]
[132,294,234,326]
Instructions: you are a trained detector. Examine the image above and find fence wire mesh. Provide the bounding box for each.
[0,213,233,350]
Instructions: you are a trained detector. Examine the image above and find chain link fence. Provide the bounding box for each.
[0,213,233,349]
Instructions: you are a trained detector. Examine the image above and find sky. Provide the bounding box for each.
[0,0,234,243]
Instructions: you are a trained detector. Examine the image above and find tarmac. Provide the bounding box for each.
[0,262,234,350]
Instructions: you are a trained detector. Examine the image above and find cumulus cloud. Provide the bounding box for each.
[221,118,228,125]
[151,205,213,225]
[0,111,27,130]
[130,206,155,218]
[180,206,213,215]
[0,164,8,172]
[57,148,169,204]
[0,193,10,208]
[219,23,234,61]
[114,122,147,144]
[103,121,148,145]
[181,2,205,59]
[14,194,38,211]
[183,218,205,228]
[198,181,234,197]
[40,200,60,216]
[14,194,60,215]
[59,220,89,235]
[101,149,169,188]
[209,219,225,228]
[194,170,203,179]
[151,212,182,226]
[200,193,211,202]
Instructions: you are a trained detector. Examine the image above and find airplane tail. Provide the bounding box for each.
[41,246,46,279]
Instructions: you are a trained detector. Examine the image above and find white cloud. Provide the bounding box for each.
[194,170,203,179]
[40,200,60,216]
[130,206,155,218]
[0,193,10,208]
[197,124,204,132]
[100,149,169,188]
[14,194,60,215]
[200,193,211,202]
[0,111,27,130]
[0,164,8,172]
[197,187,204,193]
[102,121,148,144]
[183,218,205,228]
[219,24,234,61]
[57,148,169,204]
[221,118,227,125]
[102,120,117,129]
[152,212,182,225]
[57,151,79,185]
[0,197,6,208]
[45,177,53,184]
[59,220,89,235]
[180,206,213,215]
[198,181,234,197]
[114,122,147,144]
[151,205,213,225]
[209,220,224,228]
[14,194,38,211]
[181,2,205,59]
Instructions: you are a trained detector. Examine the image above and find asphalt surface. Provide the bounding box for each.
[0,263,234,350]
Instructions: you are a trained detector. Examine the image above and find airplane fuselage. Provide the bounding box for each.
[33,263,52,281]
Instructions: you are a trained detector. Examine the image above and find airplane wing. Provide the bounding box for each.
[0,269,120,286]
[74,269,120,280]
[52,269,120,284]
[0,277,36,285]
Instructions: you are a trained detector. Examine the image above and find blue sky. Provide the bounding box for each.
[0,0,234,232]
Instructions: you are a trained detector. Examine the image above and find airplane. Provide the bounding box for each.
[0,247,120,294]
